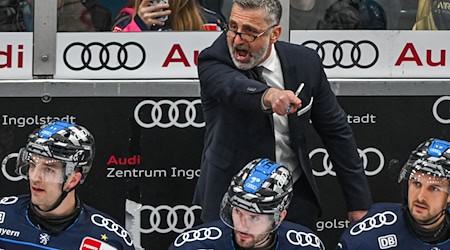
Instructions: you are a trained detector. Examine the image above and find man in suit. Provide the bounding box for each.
[193,0,372,230]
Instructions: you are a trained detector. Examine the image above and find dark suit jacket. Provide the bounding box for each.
[193,33,372,222]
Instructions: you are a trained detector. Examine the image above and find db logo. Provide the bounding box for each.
[1,153,24,182]
[433,96,450,124]
[378,234,397,249]
[309,147,385,177]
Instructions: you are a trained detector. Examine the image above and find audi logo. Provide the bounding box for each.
[138,204,201,234]
[134,99,205,129]
[309,147,384,177]
[1,153,24,182]
[63,42,145,71]
[173,227,222,247]
[302,40,379,69]
[0,196,18,205]
[91,214,133,246]
[350,211,397,235]
[433,96,450,124]
[286,230,324,249]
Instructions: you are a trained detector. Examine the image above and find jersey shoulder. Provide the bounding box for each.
[346,203,403,237]
[77,203,134,249]
[0,194,28,213]
[278,221,325,249]
[169,220,230,249]
[337,203,409,249]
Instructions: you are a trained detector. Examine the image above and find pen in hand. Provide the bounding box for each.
[286,82,304,113]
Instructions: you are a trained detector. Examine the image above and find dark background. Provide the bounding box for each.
[1,95,449,249]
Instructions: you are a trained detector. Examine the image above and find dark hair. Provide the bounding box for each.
[233,0,282,26]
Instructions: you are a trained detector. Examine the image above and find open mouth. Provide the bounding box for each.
[413,202,428,212]
[32,186,45,194]
[234,47,251,62]
[236,231,252,240]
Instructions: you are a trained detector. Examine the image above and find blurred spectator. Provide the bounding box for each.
[376,0,401,29]
[99,0,125,18]
[112,0,224,32]
[199,0,227,22]
[317,0,363,29]
[317,0,387,29]
[0,0,28,31]
[57,0,112,31]
[413,0,450,30]
[0,0,112,31]
[290,0,335,30]
[359,0,387,28]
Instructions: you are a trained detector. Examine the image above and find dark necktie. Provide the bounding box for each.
[248,66,267,84]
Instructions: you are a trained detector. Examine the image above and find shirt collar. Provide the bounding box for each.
[259,44,277,72]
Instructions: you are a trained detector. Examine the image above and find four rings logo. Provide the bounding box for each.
[433,96,450,124]
[350,211,397,235]
[286,230,324,249]
[63,42,146,71]
[302,40,379,69]
[310,147,384,177]
[134,99,204,128]
[1,153,24,182]
[126,200,202,234]
[91,214,133,246]
[174,227,222,247]
[0,196,18,205]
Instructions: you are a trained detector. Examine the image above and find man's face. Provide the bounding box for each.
[408,171,450,228]
[231,206,273,248]
[28,154,66,211]
[226,5,279,70]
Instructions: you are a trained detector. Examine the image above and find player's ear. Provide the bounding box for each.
[66,172,82,189]
[279,209,287,222]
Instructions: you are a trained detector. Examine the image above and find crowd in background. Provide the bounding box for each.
[0,0,448,32]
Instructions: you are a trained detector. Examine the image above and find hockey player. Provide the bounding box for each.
[0,121,134,249]
[170,158,324,249]
[337,138,450,249]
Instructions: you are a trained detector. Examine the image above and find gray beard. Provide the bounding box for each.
[228,41,270,70]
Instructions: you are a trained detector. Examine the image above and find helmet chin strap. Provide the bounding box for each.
[33,179,78,213]
[252,233,273,248]
[411,200,450,227]
[404,203,450,244]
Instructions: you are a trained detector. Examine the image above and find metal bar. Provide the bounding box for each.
[0,80,448,97]
[33,0,57,78]
[279,0,290,42]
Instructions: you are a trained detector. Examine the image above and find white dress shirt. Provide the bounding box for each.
[259,44,301,181]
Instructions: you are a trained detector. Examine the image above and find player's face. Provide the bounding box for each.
[408,171,450,229]
[231,206,273,248]
[28,154,66,210]
[226,5,279,70]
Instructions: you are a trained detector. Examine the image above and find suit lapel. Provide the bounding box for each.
[275,42,302,144]
[275,42,297,93]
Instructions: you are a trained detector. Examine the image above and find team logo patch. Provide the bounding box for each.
[350,211,397,235]
[39,233,50,245]
[378,234,397,249]
[79,237,117,250]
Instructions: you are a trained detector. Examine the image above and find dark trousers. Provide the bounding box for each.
[285,173,320,231]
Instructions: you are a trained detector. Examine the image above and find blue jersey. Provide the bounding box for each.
[337,203,450,250]
[0,195,134,250]
[169,220,324,249]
